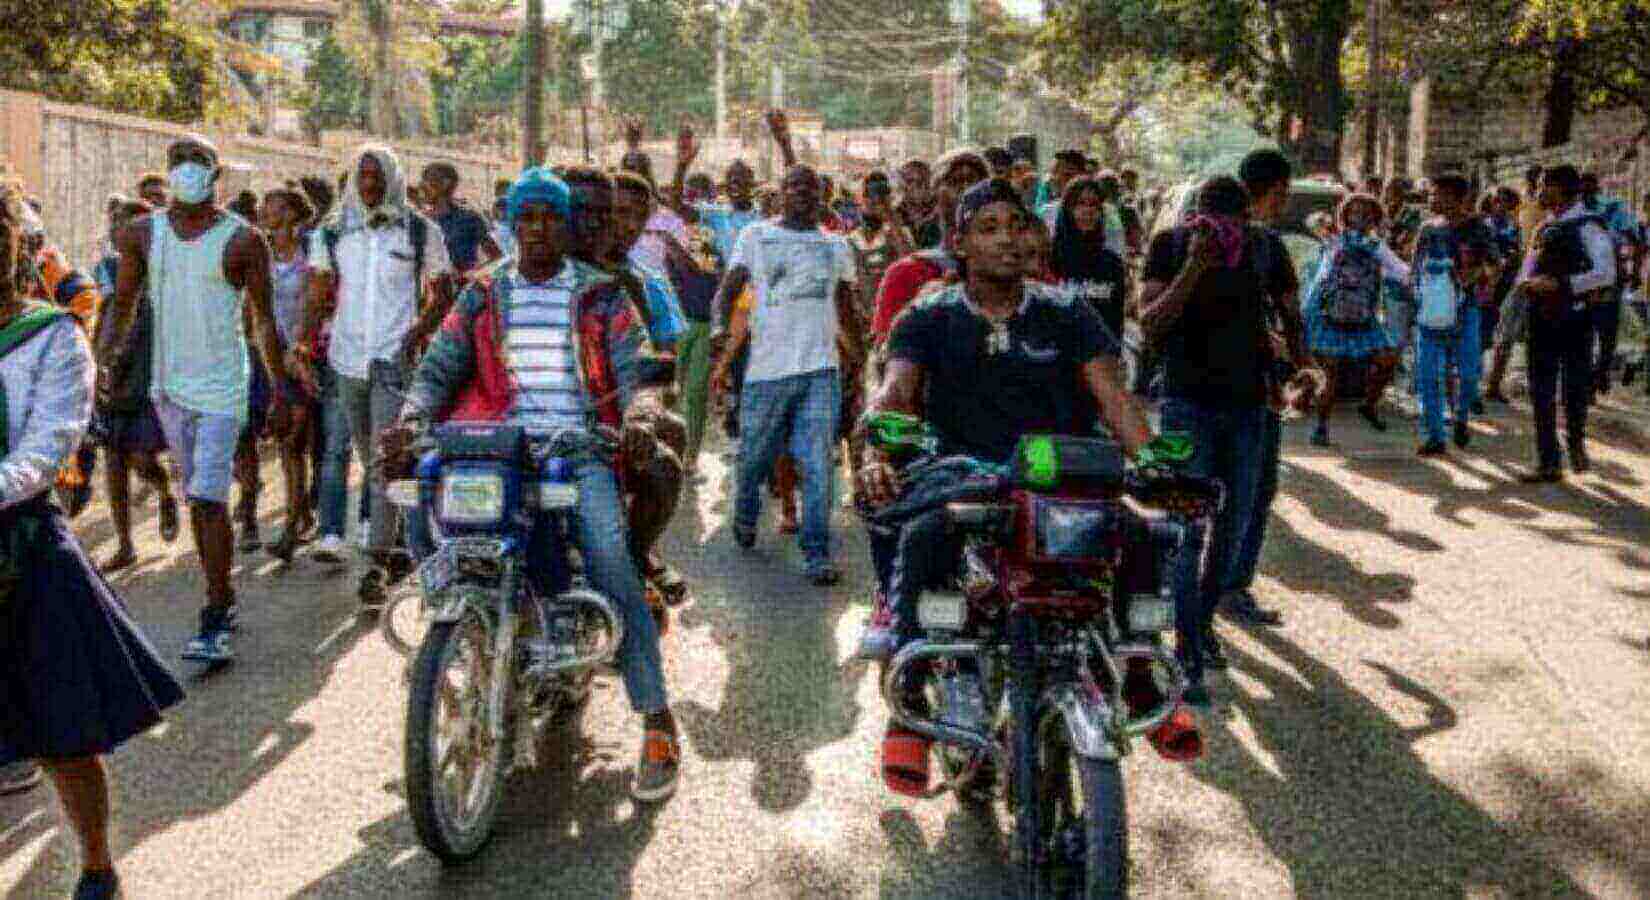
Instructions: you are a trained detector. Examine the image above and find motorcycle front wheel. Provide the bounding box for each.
[1031,708,1127,900]
[405,612,516,862]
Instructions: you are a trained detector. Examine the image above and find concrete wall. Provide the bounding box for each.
[0,87,949,270]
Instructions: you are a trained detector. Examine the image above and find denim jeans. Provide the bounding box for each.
[320,360,405,551]
[735,369,840,567]
[1415,306,1481,445]
[555,460,667,714]
[1590,289,1622,385]
[1527,301,1593,470]
[1159,400,1268,683]
[1225,410,1281,595]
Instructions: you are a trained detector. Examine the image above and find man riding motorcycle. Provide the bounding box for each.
[376,168,681,802]
[853,179,1156,660]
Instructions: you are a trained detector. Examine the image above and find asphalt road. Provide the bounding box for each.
[4,401,1650,899]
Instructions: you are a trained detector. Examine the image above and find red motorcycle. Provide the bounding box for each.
[871,431,1219,899]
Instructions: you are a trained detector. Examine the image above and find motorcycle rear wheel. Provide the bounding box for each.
[1031,709,1127,900]
[405,613,516,863]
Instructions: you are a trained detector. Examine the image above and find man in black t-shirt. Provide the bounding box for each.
[852,179,1154,661]
[1138,175,1308,707]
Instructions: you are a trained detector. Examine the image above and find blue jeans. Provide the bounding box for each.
[317,366,351,538]
[1225,410,1281,595]
[539,460,667,714]
[1159,400,1268,683]
[320,362,404,549]
[735,370,841,567]
[1415,307,1481,445]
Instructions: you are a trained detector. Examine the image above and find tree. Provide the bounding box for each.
[1038,0,1358,170]
[0,0,247,124]
[330,0,448,137]
[299,33,368,139]
[1522,1,1650,144]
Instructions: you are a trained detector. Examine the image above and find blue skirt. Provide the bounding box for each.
[0,495,184,761]
[1306,306,1397,361]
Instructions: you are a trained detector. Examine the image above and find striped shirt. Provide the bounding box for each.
[505,268,585,434]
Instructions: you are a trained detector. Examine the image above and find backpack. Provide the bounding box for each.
[1413,227,1463,331]
[1320,238,1383,327]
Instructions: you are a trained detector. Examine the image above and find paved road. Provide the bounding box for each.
[4,402,1650,898]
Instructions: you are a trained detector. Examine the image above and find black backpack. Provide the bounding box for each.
[1320,239,1383,326]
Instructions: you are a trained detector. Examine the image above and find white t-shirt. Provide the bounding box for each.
[730,221,856,383]
[629,207,690,274]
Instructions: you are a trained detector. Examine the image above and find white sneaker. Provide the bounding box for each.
[312,534,348,565]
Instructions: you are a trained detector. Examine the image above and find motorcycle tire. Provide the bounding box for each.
[1030,710,1126,900]
[405,614,516,863]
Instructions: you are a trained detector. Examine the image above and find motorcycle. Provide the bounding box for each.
[386,423,626,862]
[869,424,1220,899]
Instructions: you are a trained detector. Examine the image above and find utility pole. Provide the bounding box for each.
[523,0,546,165]
[364,0,395,137]
[771,61,785,179]
[1363,0,1380,179]
[952,0,970,145]
[714,0,728,145]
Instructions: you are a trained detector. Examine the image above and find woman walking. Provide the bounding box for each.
[0,178,184,899]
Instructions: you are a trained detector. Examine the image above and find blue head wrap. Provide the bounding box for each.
[506,167,572,228]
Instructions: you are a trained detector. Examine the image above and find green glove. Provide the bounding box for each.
[861,411,937,458]
[1135,432,1194,470]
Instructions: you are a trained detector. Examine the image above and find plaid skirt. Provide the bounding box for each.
[1307,307,1396,361]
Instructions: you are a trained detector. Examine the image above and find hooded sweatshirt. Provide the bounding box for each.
[309,145,451,380]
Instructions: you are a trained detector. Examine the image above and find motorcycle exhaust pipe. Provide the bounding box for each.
[1110,643,1186,738]
[539,587,626,673]
[881,641,1001,765]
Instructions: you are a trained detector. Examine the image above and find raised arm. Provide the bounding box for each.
[765,110,798,171]
[1137,231,1212,346]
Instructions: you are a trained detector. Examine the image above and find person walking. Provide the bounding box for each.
[1515,165,1616,482]
[709,113,862,585]
[1410,174,1498,456]
[100,136,296,664]
[0,175,186,900]
[299,145,453,608]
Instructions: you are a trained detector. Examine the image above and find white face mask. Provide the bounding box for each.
[168,162,214,205]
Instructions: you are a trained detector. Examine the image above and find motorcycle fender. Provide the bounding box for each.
[1051,684,1121,761]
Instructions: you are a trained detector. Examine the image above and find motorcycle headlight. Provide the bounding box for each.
[1033,500,1122,563]
[440,473,504,524]
[1126,594,1175,632]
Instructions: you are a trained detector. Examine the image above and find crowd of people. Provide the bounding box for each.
[0,105,1644,898]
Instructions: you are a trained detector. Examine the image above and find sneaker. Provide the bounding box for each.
[1453,420,1471,449]
[806,562,841,587]
[732,523,755,550]
[632,729,681,802]
[1223,590,1282,626]
[311,534,347,565]
[1309,424,1331,447]
[72,870,121,900]
[182,606,234,662]
[0,760,41,795]
[855,594,902,661]
[1417,440,1448,458]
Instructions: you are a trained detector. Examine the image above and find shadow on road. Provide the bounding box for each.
[671,504,864,813]
[1,491,373,898]
[293,723,665,898]
[1196,625,1633,897]
[875,806,1011,899]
